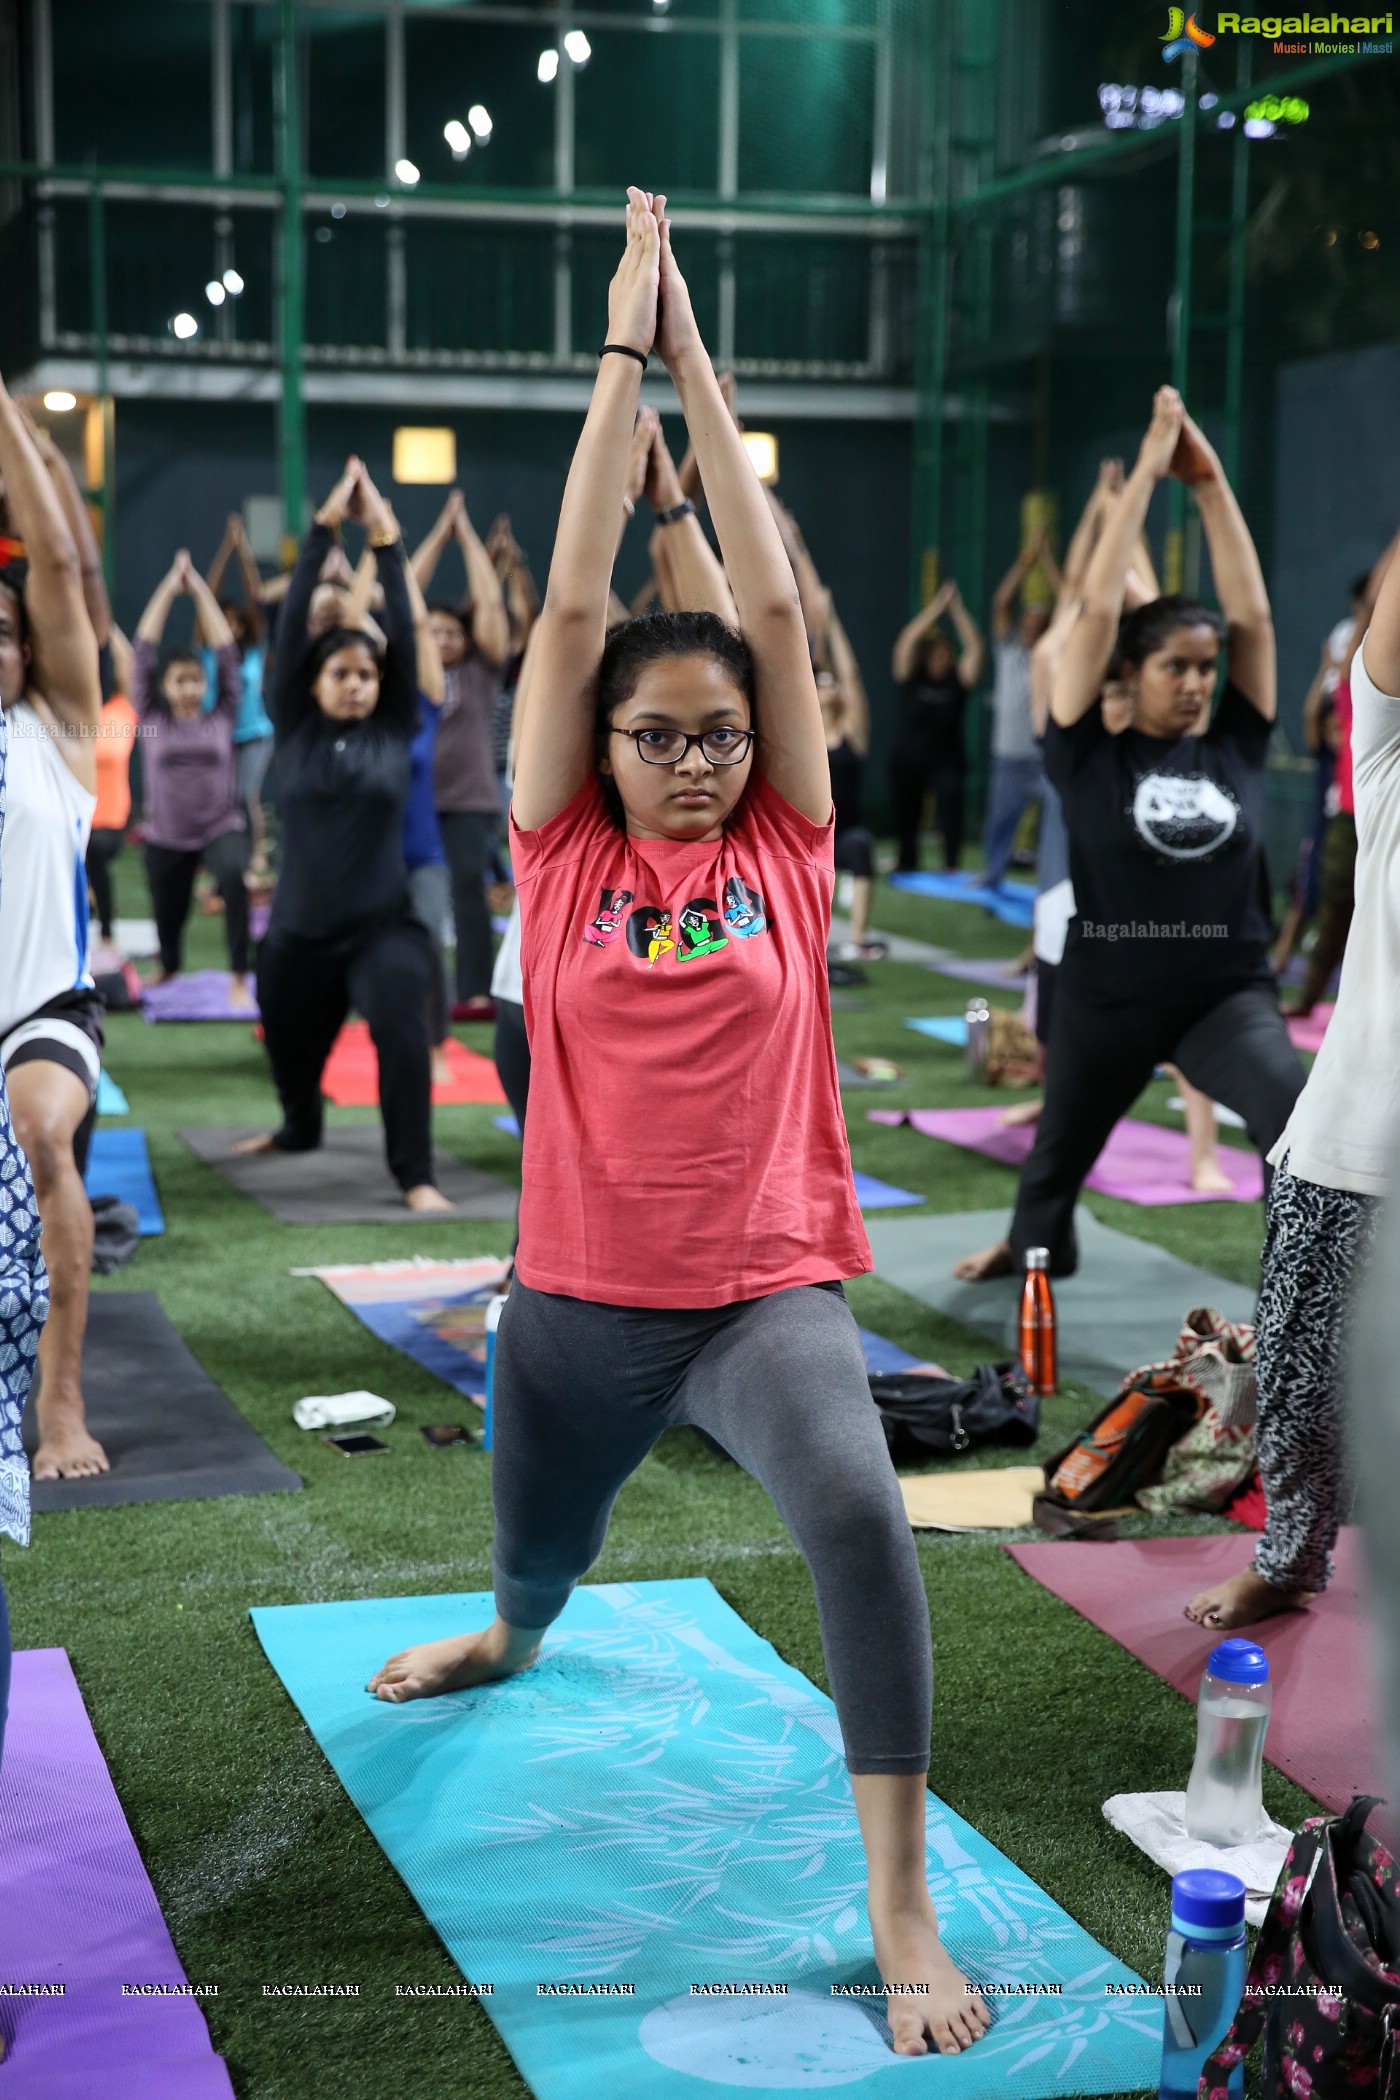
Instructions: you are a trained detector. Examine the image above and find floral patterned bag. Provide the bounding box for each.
[1199,1796,1400,2099]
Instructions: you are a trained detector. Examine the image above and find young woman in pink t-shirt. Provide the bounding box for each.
[369,191,989,2061]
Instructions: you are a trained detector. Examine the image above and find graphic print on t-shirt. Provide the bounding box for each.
[1131,772,1239,861]
[722,874,769,939]
[582,885,634,946]
[602,872,771,971]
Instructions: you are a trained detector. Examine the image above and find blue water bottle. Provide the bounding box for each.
[482,1293,508,1451]
[1159,1869,1247,2099]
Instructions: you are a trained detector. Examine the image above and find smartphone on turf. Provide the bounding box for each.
[323,1432,390,1455]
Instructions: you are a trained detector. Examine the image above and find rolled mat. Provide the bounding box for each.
[1285,1002,1333,1054]
[862,1206,1255,1399]
[870,1106,1264,1207]
[321,1018,506,1107]
[887,871,1036,929]
[1006,1528,1378,1813]
[22,1291,302,1512]
[0,1648,235,2097]
[181,1125,518,1225]
[141,971,259,1023]
[84,1127,165,1235]
[251,1577,1161,2098]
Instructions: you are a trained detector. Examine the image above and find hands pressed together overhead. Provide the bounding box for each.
[606,188,703,375]
[316,455,398,541]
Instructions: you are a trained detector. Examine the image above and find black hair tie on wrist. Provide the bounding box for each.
[600,343,648,370]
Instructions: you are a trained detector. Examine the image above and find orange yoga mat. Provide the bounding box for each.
[321,1019,506,1107]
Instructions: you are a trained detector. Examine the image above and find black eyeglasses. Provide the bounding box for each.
[610,726,755,767]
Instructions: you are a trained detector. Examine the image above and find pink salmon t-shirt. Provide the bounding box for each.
[511,771,872,1308]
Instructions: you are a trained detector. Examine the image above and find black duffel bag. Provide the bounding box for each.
[869,1360,1039,1461]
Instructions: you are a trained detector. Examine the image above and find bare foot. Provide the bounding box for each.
[1190,1158,1234,1195]
[952,1238,1013,1281]
[997,1097,1042,1129]
[404,1183,454,1213]
[230,1131,278,1156]
[430,1046,454,1088]
[368,1621,541,1703]
[228,974,255,1010]
[1185,1567,1316,1630]
[870,1902,991,2057]
[32,1403,110,1481]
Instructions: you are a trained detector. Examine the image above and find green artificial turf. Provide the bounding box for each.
[4,866,1314,2100]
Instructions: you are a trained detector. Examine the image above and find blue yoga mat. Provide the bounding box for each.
[494,1113,521,1138]
[252,1580,1158,2098]
[905,1015,968,1047]
[85,1127,164,1236]
[887,872,1035,931]
[858,1328,935,1375]
[96,1069,129,1116]
[852,1170,922,1211]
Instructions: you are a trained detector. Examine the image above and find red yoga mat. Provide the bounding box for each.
[869,1106,1264,1206]
[321,1019,506,1107]
[1006,1528,1379,1813]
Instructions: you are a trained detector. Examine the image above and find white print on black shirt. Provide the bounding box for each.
[1130,773,1239,861]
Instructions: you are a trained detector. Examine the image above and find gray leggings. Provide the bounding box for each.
[491,1279,933,1774]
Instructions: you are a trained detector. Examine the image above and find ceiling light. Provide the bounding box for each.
[1243,117,1275,138]
[563,30,591,64]
[537,48,559,82]
[205,279,227,306]
[443,119,471,156]
[331,202,346,220]
[467,104,492,141]
[43,390,76,412]
[172,312,198,340]
[395,157,420,185]
[222,268,244,294]
[742,431,779,485]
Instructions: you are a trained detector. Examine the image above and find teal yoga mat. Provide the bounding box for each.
[85,1127,164,1235]
[251,1579,1159,2099]
[905,1016,968,1047]
[96,1068,129,1115]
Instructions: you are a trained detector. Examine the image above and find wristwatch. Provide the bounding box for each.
[656,499,696,527]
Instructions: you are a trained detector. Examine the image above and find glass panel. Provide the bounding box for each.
[305,11,385,181]
[231,2,275,176]
[54,0,213,171]
[738,32,875,195]
[734,234,869,364]
[574,31,720,194]
[404,19,559,192]
[405,222,555,354]
[305,213,386,348]
[55,198,273,347]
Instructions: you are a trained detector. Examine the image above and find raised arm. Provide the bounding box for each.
[644,418,738,627]
[135,556,183,647]
[946,583,985,689]
[456,494,510,666]
[656,201,829,823]
[1060,462,1116,602]
[1360,529,1400,697]
[0,375,100,749]
[826,603,870,757]
[1052,387,1183,728]
[266,459,358,727]
[353,468,419,734]
[198,520,235,648]
[410,494,457,597]
[991,541,1035,643]
[892,581,954,684]
[229,515,266,644]
[31,420,111,650]
[182,556,235,654]
[512,190,659,832]
[1034,525,1065,604]
[1171,408,1274,719]
[404,540,444,704]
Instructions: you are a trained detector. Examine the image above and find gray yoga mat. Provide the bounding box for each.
[181,1124,519,1224]
[862,1206,1256,1398]
[24,1291,302,1512]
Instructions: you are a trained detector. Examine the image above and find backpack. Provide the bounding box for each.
[1036,1372,1201,1516]
[869,1360,1039,1462]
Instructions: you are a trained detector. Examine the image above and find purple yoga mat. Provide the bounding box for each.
[868,1106,1264,1206]
[1006,1530,1378,1814]
[141,970,260,1023]
[928,955,1030,992]
[0,1649,234,2097]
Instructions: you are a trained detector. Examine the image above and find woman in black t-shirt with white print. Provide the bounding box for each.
[956,387,1305,1280]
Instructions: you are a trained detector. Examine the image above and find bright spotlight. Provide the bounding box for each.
[205,279,227,306]
[222,268,245,294]
[467,104,492,141]
[563,29,591,64]
[537,47,559,82]
[43,390,77,412]
[653,0,671,10]
[172,312,198,340]
[443,120,471,157]
[1243,117,1274,138]
[395,157,420,185]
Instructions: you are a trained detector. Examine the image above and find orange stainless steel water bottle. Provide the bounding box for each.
[1019,1246,1057,1395]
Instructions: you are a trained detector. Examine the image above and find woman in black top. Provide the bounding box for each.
[888,579,984,872]
[234,459,451,1213]
[956,388,1305,1279]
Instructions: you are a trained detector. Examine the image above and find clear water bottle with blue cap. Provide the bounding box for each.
[1159,1868,1247,2099]
[1183,1636,1271,1847]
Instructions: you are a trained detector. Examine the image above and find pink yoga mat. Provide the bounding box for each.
[1286,1002,1334,1053]
[1006,1529,1379,1814]
[0,1648,235,2096]
[869,1106,1264,1206]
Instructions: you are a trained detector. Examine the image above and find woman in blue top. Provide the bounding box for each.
[203,512,275,870]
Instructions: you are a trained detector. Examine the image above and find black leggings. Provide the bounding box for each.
[86,827,124,939]
[1010,979,1307,1274]
[493,996,530,1257]
[493,1278,933,1774]
[889,747,965,872]
[256,918,435,1191]
[145,829,250,975]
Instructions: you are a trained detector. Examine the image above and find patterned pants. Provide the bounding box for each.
[1254,1160,1380,1592]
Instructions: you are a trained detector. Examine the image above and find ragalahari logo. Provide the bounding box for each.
[1162,7,1218,55]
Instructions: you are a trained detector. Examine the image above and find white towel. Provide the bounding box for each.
[293,1390,396,1432]
[1103,1790,1292,1927]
